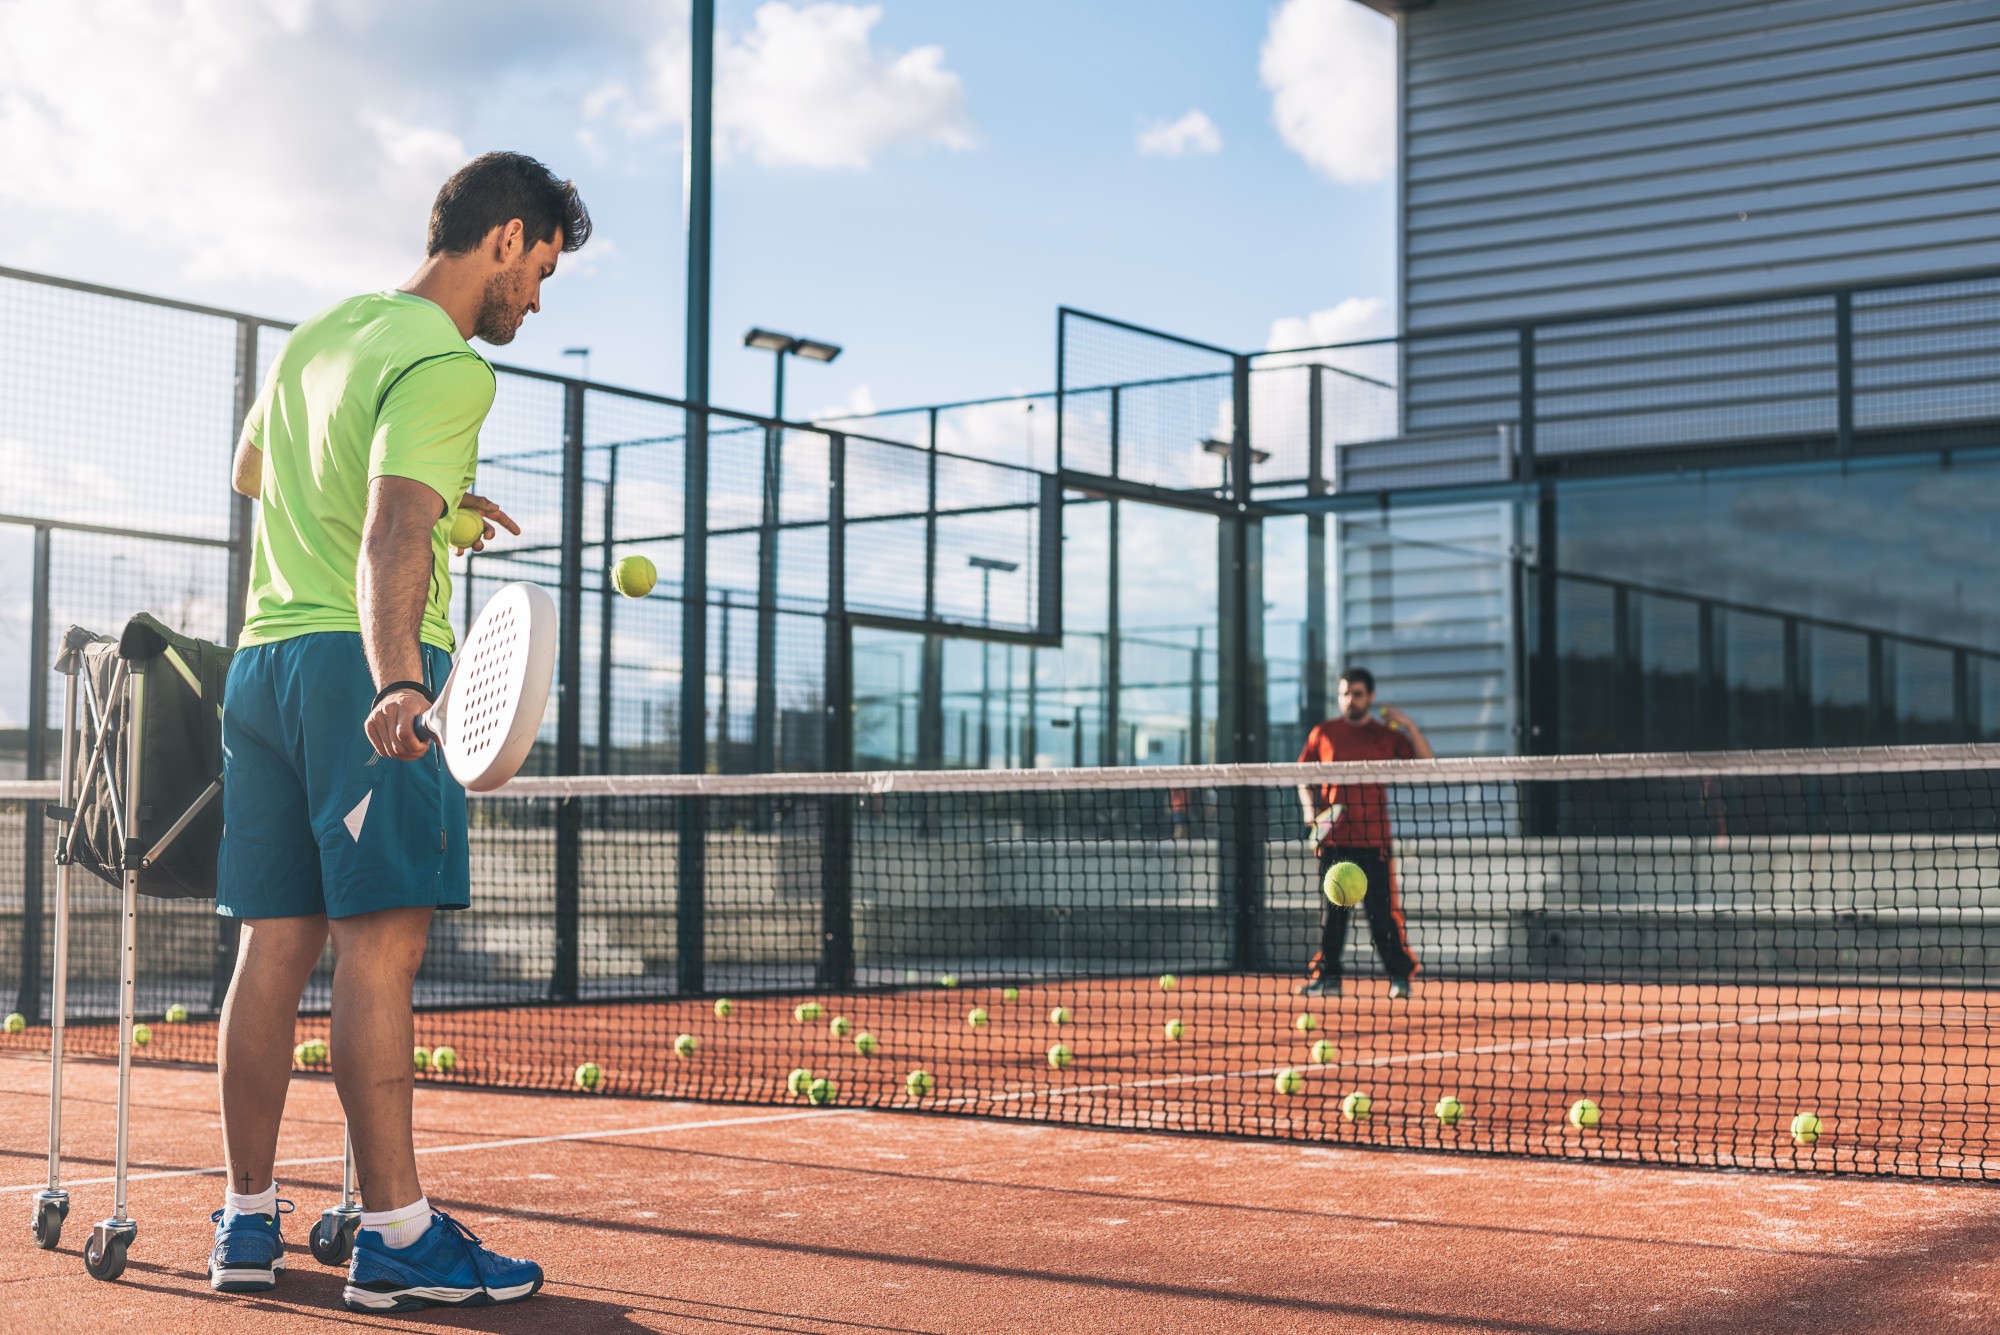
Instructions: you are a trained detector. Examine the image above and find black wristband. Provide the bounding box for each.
[372,680,435,708]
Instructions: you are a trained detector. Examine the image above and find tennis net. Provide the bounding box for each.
[5,744,1999,1177]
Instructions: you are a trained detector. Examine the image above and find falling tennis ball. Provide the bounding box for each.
[854,1032,878,1055]
[1791,1112,1823,1145]
[713,998,734,1018]
[576,1062,604,1092]
[3,1012,24,1034]
[1002,986,1019,1002]
[967,1008,989,1030]
[1341,1091,1372,1121]
[1164,1019,1184,1040]
[164,1003,189,1023]
[132,1024,152,1047]
[1324,860,1369,907]
[807,1077,837,1106]
[432,1046,457,1073]
[1049,1006,1072,1026]
[787,1067,814,1096]
[905,1069,934,1097]
[938,974,959,989]
[414,1046,431,1072]
[1048,1043,1073,1069]
[1436,1095,1464,1126]
[1567,1098,1601,1128]
[1275,1068,1304,1095]
[1295,1013,1319,1032]
[674,1033,698,1059]
[610,554,656,598]
[448,508,485,549]
[830,1016,853,1038]
[1159,974,1179,991]
[794,1001,824,1023]
[1310,1038,1337,1064]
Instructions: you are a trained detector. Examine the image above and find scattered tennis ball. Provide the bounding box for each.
[448,508,485,549]
[829,1015,853,1038]
[293,1041,311,1065]
[432,1046,457,1073]
[132,1024,152,1047]
[1002,986,1019,1002]
[1048,1043,1073,1069]
[1159,974,1179,991]
[938,974,959,989]
[1275,1068,1304,1095]
[905,1069,934,1097]
[967,1007,989,1029]
[854,1032,878,1055]
[794,1001,824,1023]
[164,1003,189,1023]
[807,1077,837,1106]
[1049,1006,1072,1026]
[1435,1095,1464,1126]
[576,1062,604,1092]
[674,1033,698,1059]
[1164,1019,1185,1040]
[904,969,921,983]
[1791,1112,1822,1145]
[610,554,656,598]
[413,1046,431,1072]
[1295,1013,1319,1032]
[1324,860,1369,907]
[787,1067,814,1096]
[1310,1038,1337,1064]
[3,1012,23,1034]
[713,998,733,1018]
[306,1039,329,1065]
[1341,1091,1372,1121]
[1567,1098,1601,1128]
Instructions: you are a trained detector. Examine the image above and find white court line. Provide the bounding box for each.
[944,1005,1853,1108]
[0,1107,864,1196]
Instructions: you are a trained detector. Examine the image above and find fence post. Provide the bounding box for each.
[676,398,708,995]
[17,526,50,1021]
[598,439,617,776]
[1835,291,1854,456]
[1101,387,1121,766]
[753,422,780,773]
[552,381,585,1002]
[214,317,261,1012]
[1221,353,1265,972]
[1304,364,1327,729]
[819,432,855,989]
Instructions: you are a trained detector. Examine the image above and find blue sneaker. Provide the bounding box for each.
[343,1209,543,1311]
[209,1200,293,1292]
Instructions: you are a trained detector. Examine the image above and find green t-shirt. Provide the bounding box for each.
[239,291,495,653]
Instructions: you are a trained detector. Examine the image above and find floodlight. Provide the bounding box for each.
[744,328,795,352]
[794,339,843,363]
[968,556,1019,573]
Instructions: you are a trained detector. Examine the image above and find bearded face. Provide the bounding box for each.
[472,259,536,346]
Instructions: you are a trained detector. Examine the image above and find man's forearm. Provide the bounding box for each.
[358,483,440,692]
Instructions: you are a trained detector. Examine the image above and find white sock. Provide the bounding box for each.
[225,1186,278,1218]
[360,1196,432,1250]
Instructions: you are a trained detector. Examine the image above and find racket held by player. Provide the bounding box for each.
[412,581,557,792]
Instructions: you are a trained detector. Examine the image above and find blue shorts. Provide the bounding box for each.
[218,632,470,920]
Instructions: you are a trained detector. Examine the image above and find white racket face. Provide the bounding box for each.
[435,582,556,791]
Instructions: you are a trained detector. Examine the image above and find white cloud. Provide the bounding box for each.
[1266,297,1392,352]
[1137,110,1222,158]
[1260,0,1394,185]
[813,383,880,420]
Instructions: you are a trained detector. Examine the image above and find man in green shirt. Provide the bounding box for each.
[211,152,588,1310]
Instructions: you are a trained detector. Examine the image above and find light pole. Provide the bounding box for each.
[742,328,841,772]
[968,555,1018,767]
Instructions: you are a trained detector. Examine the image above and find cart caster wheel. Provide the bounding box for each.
[31,1194,69,1250]
[311,1207,359,1265]
[84,1220,135,1281]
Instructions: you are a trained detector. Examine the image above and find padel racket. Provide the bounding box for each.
[414,581,556,792]
[1309,804,1345,845]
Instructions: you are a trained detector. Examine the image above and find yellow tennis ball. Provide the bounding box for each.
[1002,986,1019,1001]
[967,1008,988,1029]
[576,1061,604,1092]
[905,1069,934,1096]
[1310,1038,1337,1064]
[3,1012,24,1034]
[1790,1112,1822,1145]
[938,974,959,989]
[610,554,656,598]
[308,1039,329,1065]
[854,1032,878,1055]
[413,1046,431,1072]
[1435,1095,1464,1126]
[1159,974,1178,991]
[293,1041,310,1065]
[787,1067,814,1096]
[432,1046,457,1073]
[1324,861,1368,907]
[164,1003,189,1023]
[1295,1013,1318,1032]
[1049,1006,1071,1026]
[829,1015,852,1038]
[807,1077,837,1106]
[1567,1098,1600,1128]
[132,1024,152,1047]
[1275,1068,1304,1095]
[1164,1019,1184,1039]
[448,508,485,549]
[674,1033,698,1059]
[794,1001,824,1023]
[1341,1091,1372,1121]
[713,998,733,1018]
[1048,1043,1073,1068]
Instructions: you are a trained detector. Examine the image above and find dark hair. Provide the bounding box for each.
[427,151,592,257]
[1339,666,1376,694]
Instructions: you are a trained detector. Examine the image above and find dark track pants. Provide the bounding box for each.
[1309,846,1418,983]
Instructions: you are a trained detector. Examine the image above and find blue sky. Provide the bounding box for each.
[0,0,1396,418]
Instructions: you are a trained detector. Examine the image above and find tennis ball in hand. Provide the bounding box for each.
[1435,1095,1464,1126]
[3,1012,23,1034]
[1159,974,1179,991]
[1790,1112,1822,1145]
[448,508,486,549]
[829,1016,853,1038]
[1324,861,1369,907]
[1002,986,1019,1001]
[854,1032,878,1055]
[1310,1038,1338,1064]
[165,1003,189,1023]
[938,974,959,989]
[794,1001,824,1023]
[1048,1043,1073,1069]
[807,1077,838,1106]
[1295,1013,1319,1032]
[414,1046,432,1072]
[905,1069,934,1097]
[432,1046,457,1073]
[1567,1098,1600,1128]
[1049,1006,1071,1026]
[1341,1091,1372,1121]
[1164,1019,1184,1040]
[132,1024,152,1047]
[1275,1068,1304,1095]
[713,998,733,1018]
[610,554,656,598]
[787,1067,814,1096]
[576,1061,604,1092]
[674,1033,698,1059]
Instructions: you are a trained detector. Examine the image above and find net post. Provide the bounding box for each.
[553,379,586,1003]
[17,524,50,1021]
[820,432,855,988]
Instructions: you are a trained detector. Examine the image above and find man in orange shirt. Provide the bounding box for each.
[1295,667,1432,999]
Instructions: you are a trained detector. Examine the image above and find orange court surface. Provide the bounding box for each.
[5,1046,2000,1334]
